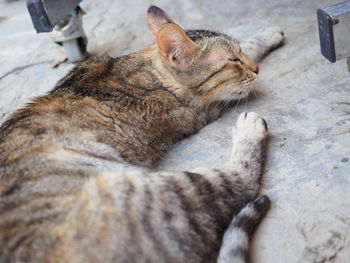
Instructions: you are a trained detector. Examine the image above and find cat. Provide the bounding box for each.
[0,5,284,263]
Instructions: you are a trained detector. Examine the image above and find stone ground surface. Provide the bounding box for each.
[1,0,350,262]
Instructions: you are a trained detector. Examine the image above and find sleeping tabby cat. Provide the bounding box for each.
[0,5,284,263]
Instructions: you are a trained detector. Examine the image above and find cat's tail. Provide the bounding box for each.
[217,195,271,263]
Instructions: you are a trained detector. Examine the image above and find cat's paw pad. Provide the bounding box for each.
[233,112,268,141]
[258,26,284,49]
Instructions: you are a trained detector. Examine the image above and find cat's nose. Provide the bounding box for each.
[249,60,259,74]
[253,65,259,74]
[242,56,259,74]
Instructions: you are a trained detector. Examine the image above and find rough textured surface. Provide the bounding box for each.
[0,0,349,262]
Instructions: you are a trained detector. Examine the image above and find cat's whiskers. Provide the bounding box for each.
[244,97,248,111]
[221,98,231,112]
[252,88,258,101]
[233,96,242,114]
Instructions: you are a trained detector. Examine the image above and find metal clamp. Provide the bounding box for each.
[318,0,350,68]
[27,0,87,62]
[50,7,87,62]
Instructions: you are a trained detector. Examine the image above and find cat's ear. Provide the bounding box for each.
[146,6,175,37]
[156,23,200,71]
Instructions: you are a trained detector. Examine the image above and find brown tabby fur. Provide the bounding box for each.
[0,6,283,263]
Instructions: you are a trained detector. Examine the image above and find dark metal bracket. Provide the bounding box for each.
[27,0,83,33]
[26,0,87,62]
[317,1,350,64]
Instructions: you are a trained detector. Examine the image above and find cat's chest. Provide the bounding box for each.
[102,103,208,167]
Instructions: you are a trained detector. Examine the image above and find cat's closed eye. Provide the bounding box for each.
[228,58,241,62]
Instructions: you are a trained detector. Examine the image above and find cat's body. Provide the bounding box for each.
[0,6,283,263]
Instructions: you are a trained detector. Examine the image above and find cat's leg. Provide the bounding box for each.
[192,112,268,198]
[214,112,269,263]
[241,26,285,63]
[217,195,271,263]
[188,112,268,262]
[187,112,267,207]
[228,112,268,196]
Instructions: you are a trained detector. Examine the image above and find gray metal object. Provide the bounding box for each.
[317,1,350,63]
[50,7,88,62]
[27,0,82,32]
[26,0,87,62]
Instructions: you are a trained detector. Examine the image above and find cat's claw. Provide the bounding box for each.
[233,112,268,142]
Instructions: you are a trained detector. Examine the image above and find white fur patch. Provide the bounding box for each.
[239,203,258,219]
[218,227,248,263]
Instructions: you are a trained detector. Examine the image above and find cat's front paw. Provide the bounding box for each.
[232,112,268,142]
[258,26,285,50]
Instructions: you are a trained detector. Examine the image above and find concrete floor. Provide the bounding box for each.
[1,0,350,262]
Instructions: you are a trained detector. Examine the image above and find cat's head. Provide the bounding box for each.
[146,6,259,107]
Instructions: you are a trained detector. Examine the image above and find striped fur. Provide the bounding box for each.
[0,6,283,263]
[0,111,269,263]
[218,195,271,263]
